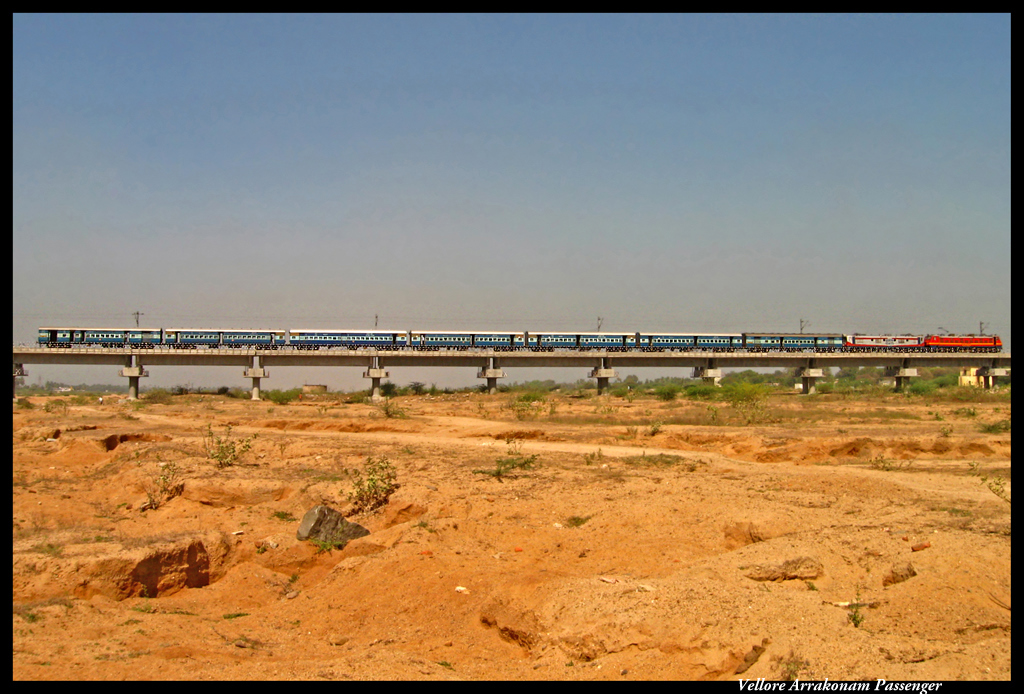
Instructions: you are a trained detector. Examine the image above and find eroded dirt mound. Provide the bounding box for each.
[13,532,232,602]
[100,433,173,451]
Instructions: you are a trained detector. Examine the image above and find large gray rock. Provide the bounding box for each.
[296,505,370,548]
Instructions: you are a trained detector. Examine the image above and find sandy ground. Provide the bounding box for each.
[12,389,1011,680]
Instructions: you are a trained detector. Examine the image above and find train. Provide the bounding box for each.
[36,327,1003,353]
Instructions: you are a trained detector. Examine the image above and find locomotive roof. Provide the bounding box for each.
[742,332,844,337]
[290,328,408,333]
[163,328,285,332]
[411,329,517,335]
[39,326,162,332]
[641,332,743,336]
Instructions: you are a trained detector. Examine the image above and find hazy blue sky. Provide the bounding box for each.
[13,14,1010,389]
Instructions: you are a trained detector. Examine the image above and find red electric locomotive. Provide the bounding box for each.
[922,334,1003,352]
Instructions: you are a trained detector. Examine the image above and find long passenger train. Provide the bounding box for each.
[36,327,1003,353]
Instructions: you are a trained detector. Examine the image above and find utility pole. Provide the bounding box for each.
[132,311,145,328]
[597,317,604,331]
[979,322,988,336]
[799,319,809,334]
[375,314,378,328]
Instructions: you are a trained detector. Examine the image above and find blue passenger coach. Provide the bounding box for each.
[411,331,475,349]
[640,333,696,351]
[39,327,106,346]
[220,330,286,348]
[38,328,71,346]
[577,333,636,350]
[639,333,743,351]
[535,333,581,350]
[288,330,407,349]
[742,333,845,352]
[165,329,222,347]
[471,333,525,350]
[38,327,162,347]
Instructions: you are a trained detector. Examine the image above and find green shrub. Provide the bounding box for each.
[347,455,399,513]
[654,384,681,401]
[684,384,718,400]
[264,389,301,405]
[621,453,700,470]
[907,381,936,396]
[44,399,68,415]
[473,454,539,482]
[724,382,771,404]
[724,383,772,425]
[978,419,1011,434]
[144,388,174,404]
[565,515,591,527]
[376,397,407,419]
[869,455,912,472]
[203,424,257,468]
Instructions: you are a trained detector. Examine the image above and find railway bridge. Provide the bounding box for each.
[12,346,1011,401]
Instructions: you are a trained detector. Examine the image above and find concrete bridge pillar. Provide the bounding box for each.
[796,367,824,395]
[119,356,148,400]
[589,358,617,395]
[244,356,268,400]
[885,367,918,393]
[477,357,506,394]
[692,359,722,387]
[692,367,723,387]
[364,358,389,402]
[14,363,26,402]
[976,367,1008,390]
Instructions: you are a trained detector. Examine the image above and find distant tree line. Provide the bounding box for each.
[14,366,1007,401]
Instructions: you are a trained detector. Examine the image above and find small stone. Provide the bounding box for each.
[734,644,766,674]
[745,556,823,582]
[883,561,917,587]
